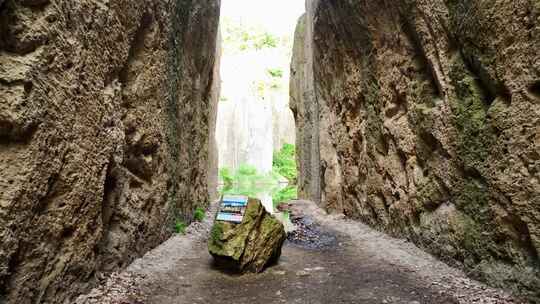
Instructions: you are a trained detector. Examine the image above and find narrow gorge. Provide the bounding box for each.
[0,0,539,303]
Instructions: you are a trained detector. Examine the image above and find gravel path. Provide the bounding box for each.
[75,200,525,304]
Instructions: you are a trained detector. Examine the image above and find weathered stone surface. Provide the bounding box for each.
[0,0,220,303]
[290,12,321,204]
[293,0,540,300]
[216,96,275,174]
[208,31,221,201]
[208,198,286,273]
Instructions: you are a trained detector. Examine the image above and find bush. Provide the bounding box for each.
[272,185,297,207]
[174,220,187,234]
[272,143,297,183]
[220,164,276,197]
[237,163,258,176]
[219,167,234,190]
[194,207,205,222]
[218,146,299,210]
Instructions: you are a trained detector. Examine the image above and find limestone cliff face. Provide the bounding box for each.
[292,0,540,299]
[0,0,220,303]
[217,96,274,174]
[208,31,221,201]
[290,13,321,204]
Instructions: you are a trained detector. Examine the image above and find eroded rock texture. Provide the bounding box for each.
[290,12,321,205]
[208,198,286,273]
[0,0,220,303]
[292,0,540,300]
[208,31,221,201]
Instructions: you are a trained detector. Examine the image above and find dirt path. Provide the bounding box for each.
[76,200,524,304]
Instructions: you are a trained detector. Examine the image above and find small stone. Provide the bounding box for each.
[296,270,310,277]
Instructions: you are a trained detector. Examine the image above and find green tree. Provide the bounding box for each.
[222,17,282,54]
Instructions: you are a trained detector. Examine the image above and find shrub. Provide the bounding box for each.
[272,185,297,207]
[272,143,297,183]
[219,167,234,190]
[174,220,187,234]
[218,149,299,209]
[194,207,205,222]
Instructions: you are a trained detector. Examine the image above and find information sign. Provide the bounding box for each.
[216,195,248,223]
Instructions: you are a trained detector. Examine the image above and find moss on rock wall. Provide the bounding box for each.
[294,0,540,300]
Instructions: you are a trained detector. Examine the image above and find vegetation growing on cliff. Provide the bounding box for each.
[271,144,298,206]
[174,220,187,234]
[272,185,297,207]
[273,143,297,183]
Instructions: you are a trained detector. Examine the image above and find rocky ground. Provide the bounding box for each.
[75,200,526,304]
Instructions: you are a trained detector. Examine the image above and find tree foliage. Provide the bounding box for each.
[222,17,281,53]
[267,68,284,78]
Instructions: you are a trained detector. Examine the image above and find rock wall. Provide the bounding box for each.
[290,12,320,204]
[292,0,540,300]
[272,91,296,153]
[0,0,220,303]
[216,96,274,174]
[217,93,295,176]
[208,31,221,201]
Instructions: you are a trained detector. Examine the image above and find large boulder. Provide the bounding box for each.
[208,198,286,273]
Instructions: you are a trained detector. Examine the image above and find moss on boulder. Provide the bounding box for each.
[208,198,287,273]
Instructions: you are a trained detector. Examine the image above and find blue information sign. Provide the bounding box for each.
[217,195,248,223]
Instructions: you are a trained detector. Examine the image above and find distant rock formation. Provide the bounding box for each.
[208,31,222,201]
[0,0,220,303]
[216,90,295,175]
[272,91,296,153]
[217,96,274,174]
[292,0,540,300]
[216,32,295,176]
